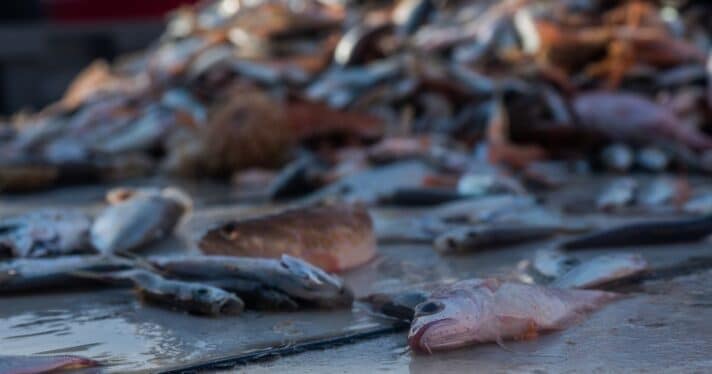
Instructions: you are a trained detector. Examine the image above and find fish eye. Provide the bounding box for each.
[416,301,443,316]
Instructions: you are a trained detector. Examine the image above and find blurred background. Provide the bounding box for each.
[0,0,199,115]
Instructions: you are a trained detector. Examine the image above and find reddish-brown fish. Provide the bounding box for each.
[199,203,376,272]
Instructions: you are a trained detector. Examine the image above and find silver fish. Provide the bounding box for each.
[0,255,132,292]
[0,355,99,374]
[148,254,353,309]
[408,278,617,353]
[77,269,244,316]
[552,253,649,289]
[600,143,633,172]
[596,177,637,211]
[638,178,677,207]
[531,248,581,279]
[683,193,712,215]
[434,225,564,254]
[90,187,191,254]
[0,210,93,258]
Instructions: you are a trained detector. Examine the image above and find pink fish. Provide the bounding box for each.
[408,278,617,353]
[0,355,99,374]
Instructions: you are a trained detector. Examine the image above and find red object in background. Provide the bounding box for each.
[46,0,201,23]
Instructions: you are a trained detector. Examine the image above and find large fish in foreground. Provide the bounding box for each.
[408,279,617,353]
[199,203,376,272]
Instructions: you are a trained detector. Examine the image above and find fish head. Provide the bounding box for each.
[191,286,245,315]
[408,279,496,353]
[277,255,353,307]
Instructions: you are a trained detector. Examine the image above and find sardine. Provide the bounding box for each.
[148,254,353,309]
[562,215,712,250]
[199,203,375,273]
[0,210,93,258]
[0,354,99,374]
[683,193,712,215]
[434,225,564,254]
[552,253,649,289]
[408,278,617,353]
[0,255,132,293]
[76,269,244,316]
[90,187,191,254]
[596,177,637,211]
[429,195,537,224]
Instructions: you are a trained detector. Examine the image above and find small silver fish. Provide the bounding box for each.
[683,193,712,214]
[0,210,93,258]
[552,253,649,289]
[597,177,637,211]
[148,254,353,309]
[77,269,245,316]
[408,278,617,353]
[638,178,678,208]
[90,187,191,254]
[531,248,581,279]
[600,143,633,172]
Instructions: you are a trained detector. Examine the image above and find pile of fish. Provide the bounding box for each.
[1,0,711,193]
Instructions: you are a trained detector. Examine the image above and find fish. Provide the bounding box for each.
[600,143,633,172]
[636,147,669,172]
[573,91,712,151]
[0,354,99,374]
[596,177,637,211]
[531,248,581,279]
[683,193,712,215]
[199,203,376,273]
[552,253,649,289]
[147,254,353,309]
[75,269,244,316]
[429,195,537,224]
[90,187,191,254]
[0,255,133,293]
[408,278,617,353]
[561,215,712,250]
[0,210,93,258]
[637,178,679,208]
[381,187,464,206]
[434,225,567,254]
[361,291,429,321]
[307,161,432,205]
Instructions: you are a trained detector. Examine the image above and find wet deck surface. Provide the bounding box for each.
[1,177,711,373]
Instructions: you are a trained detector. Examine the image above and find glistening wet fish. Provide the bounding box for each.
[90,187,191,254]
[0,354,99,374]
[200,203,375,272]
[0,255,132,293]
[561,215,712,250]
[408,278,617,353]
[531,248,581,279]
[552,253,649,289]
[0,209,93,258]
[434,225,567,254]
[148,254,353,309]
[75,269,244,316]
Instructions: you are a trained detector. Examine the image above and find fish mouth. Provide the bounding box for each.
[408,318,456,354]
